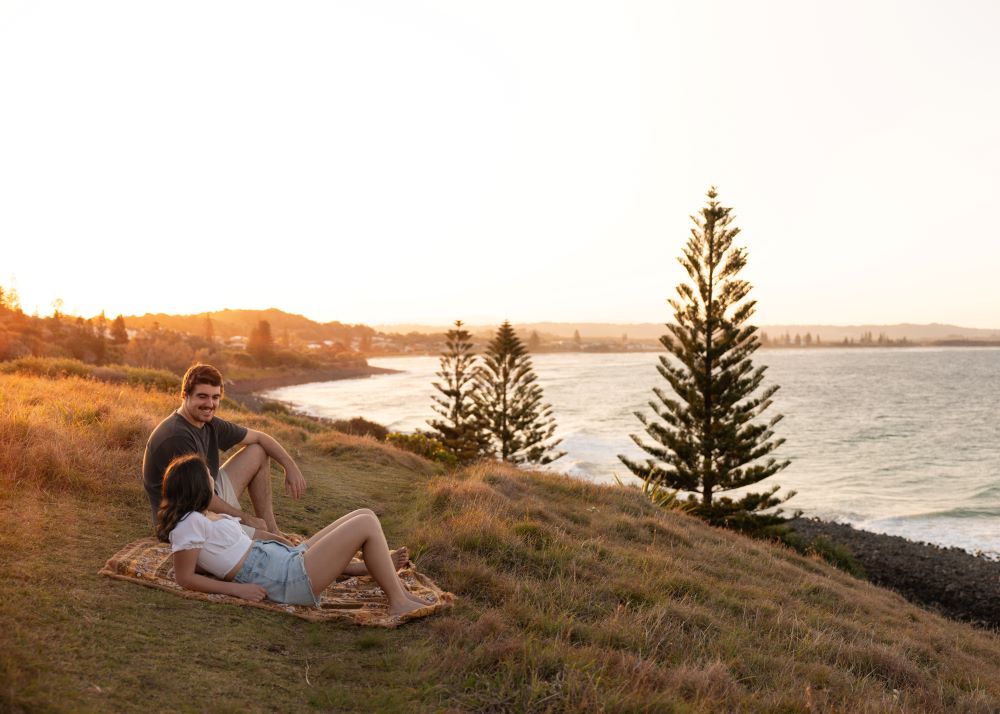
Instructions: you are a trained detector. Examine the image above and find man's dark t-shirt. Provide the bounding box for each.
[142,411,248,522]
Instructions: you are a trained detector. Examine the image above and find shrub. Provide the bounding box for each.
[386,431,458,465]
[0,356,91,379]
[331,417,389,441]
[781,532,866,578]
[0,357,180,392]
[261,400,291,415]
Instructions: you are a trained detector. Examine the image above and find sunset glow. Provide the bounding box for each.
[1,1,998,327]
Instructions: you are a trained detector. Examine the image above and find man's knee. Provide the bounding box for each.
[228,443,268,473]
[242,443,267,465]
[221,443,269,492]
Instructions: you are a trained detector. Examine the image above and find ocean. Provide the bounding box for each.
[264,348,1000,558]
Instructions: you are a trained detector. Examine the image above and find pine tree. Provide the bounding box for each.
[472,321,565,464]
[619,187,791,531]
[427,320,487,463]
[204,316,215,345]
[111,315,129,344]
[248,320,274,364]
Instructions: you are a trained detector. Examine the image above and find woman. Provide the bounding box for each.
[156,453,430,617]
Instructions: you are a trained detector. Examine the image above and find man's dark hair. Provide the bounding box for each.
[156,454,214,542]
[181,363,224,397]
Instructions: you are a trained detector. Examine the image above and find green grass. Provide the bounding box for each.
[2,373,1000,712]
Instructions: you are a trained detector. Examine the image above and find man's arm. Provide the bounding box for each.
[239,429,307,499]
[253,528,294,547]
[206,494,267,531]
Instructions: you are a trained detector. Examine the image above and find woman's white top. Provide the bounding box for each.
[169,511,252,578]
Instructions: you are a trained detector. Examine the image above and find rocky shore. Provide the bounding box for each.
[789,518,1000,630]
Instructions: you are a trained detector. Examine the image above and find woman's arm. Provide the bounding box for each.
[172,549,266,601]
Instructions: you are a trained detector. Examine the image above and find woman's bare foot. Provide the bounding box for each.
[388,596,430,618]
[342,547,409,576]
[405,589,434,606]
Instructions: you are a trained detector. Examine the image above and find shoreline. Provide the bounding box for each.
[227,364,397,411]
[789,518,1000,630]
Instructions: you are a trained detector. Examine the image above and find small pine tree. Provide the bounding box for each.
[472,321,565,464]
[111,315,129,344]
[248,320,274,364]
[619,187,791,532]
[427,320,487,463]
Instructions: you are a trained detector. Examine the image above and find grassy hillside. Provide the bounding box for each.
[2,374,1000,712]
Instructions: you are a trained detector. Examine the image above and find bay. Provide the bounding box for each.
[264,348,1000,557]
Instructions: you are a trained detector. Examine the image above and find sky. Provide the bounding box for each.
[1,1,998,328]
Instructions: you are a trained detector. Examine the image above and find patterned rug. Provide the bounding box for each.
[99,537,454,628]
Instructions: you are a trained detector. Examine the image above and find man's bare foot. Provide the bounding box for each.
[342,547,409,577]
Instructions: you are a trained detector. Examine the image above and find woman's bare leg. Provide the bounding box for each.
[302,512,427,616]
[343,547,408,575]
[304,508,375,547]
[304,509,408,575]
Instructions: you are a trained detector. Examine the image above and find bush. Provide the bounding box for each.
[386,431,458,465]
[780,532,866,578]
[0,356,91,379]
[0,357,179,392]
[330,417,389,441]
[261,400,291,415]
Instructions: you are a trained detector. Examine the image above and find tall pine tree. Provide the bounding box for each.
[619,187,791,531]
[428,320,487,462]
[472,321,565,465]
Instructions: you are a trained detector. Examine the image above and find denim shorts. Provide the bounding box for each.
[233,540,320,606]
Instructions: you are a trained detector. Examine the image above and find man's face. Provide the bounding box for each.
[181,382,222,426]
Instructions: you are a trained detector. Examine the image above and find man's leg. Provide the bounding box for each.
[220,444,280,533]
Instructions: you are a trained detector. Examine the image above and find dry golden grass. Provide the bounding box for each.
[2,372,1000,712]
[403,463,1000,712]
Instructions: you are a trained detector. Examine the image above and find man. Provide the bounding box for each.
[142,363,306,536]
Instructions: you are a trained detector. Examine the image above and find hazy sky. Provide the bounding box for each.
[2,1,998,327]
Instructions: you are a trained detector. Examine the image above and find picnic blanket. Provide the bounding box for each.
[99,537,454,628]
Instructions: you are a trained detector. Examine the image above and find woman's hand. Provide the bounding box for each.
[235,583,267,601]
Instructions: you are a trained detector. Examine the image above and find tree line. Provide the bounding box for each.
[0,292,361,376]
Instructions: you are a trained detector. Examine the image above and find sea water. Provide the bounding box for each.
[264,348,1000,557]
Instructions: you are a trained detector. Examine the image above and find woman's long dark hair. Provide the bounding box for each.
[156,454,214,542]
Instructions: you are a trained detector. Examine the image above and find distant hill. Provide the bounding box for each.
[124,308,373,343]
[120,311,1000,346]
[376,321,1000,343]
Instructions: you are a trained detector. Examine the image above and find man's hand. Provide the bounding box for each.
[284,466,306,499]
[242,514,267,531]
[234,583,267,602]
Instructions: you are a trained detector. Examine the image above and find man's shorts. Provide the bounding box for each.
[216,468,257,538]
